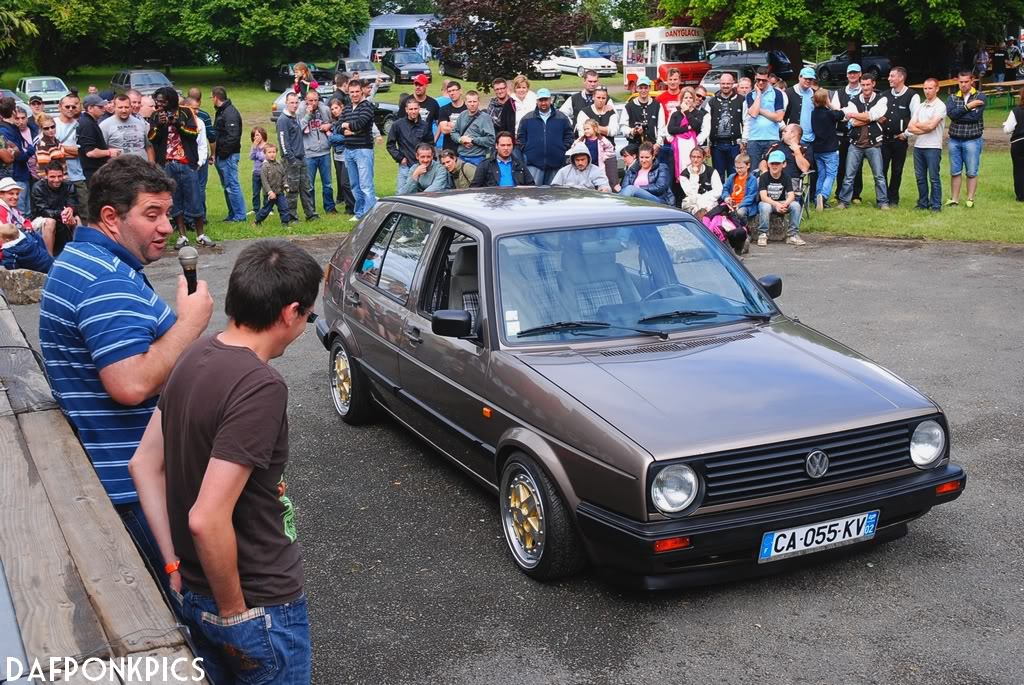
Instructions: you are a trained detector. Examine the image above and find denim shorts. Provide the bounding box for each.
[164,161,202,219]
[170,587,311,685]
[948,137,982,177]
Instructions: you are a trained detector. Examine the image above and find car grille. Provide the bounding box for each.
[699,420,915,507]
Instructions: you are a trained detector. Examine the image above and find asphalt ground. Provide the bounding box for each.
[12,234,1024,685]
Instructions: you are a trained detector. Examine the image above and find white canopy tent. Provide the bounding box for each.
[349,14,436,61]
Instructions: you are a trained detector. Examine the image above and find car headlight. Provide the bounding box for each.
[651,464,700,513]
[910,420,946,468]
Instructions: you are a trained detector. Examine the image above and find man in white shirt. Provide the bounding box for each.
[881,66,920,206]
[907,78,947,211]
[836,73,890,209]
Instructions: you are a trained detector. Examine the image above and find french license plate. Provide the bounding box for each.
[758,510,879,563]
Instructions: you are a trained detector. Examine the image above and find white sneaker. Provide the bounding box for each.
[786,235,807,246]
[196,234,217,247]
[757,234,768,247]
[175,235,189,250]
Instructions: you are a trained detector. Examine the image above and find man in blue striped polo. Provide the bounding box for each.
[38,154,213,579]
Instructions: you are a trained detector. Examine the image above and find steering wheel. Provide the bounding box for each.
[642,283,693,301]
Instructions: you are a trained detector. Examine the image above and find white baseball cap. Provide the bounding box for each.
[0,177,21,192]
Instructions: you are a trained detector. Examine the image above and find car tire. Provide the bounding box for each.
[264,79,272,92]
[439,62,446,76]
[866,66,880,81]
[499,452,586,581]
[329,338,374,425]
[817,67,831,83]
[381,114,396,137]
[577,66,586,78]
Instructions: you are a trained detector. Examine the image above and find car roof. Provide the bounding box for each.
[393,188,685,236]
[24,76,64,82]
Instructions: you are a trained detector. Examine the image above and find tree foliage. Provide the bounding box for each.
[659,0,1024,46]
[433,0,584,90]
[0,9,39,58]
[136,0,371,76]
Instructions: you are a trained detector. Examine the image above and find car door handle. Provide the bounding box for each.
[403,326,422,345]
[345,292,361,306]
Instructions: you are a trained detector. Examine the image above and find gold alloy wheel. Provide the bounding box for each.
[331,345,352,415]
[502,468,546,568]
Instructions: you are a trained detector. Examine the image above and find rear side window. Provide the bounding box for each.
[356,212,433,303]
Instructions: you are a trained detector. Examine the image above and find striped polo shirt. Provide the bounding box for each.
[39,227,175,505]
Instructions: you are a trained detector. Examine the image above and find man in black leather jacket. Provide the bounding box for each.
[30,161,79,254]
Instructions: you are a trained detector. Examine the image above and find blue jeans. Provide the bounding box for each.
[758,200,802,235]
[215,153,248,221]
[252,174,265,214]
[526,166,556,185]
[170,588,310,685]
[255,192,293,224]
[839,146,888,206]
[346,148,376,217]
[196,162,209,221]
[995,72,1006,82]
[396,162,412,194]
[306,154,335,213]
[164,162,202,219]
[914,148,943,210]
[711,142,740,179]
[619,184,665,204]
[746,140,776,169]
[948,137,982,178]
[814,150,840,202]
[115,502,173,602]
[15,181,30,215]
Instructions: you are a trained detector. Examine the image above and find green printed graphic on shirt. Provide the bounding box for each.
[278,475,297,543]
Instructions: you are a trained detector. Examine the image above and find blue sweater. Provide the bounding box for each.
[517,109,574,171]
[719,172,759,211]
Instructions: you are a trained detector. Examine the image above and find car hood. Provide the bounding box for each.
[516,320,937,460]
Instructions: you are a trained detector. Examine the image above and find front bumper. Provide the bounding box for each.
[576,464,966,589]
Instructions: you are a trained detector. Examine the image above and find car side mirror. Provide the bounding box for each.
[432,309,473,338]
[758,275,783,299]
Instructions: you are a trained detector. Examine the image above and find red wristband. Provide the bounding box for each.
[164,559,180,575]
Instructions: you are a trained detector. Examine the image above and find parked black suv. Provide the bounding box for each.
[707,50,794,81]
[381,49,432,84]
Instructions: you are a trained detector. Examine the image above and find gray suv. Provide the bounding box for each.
[110,70,176,96]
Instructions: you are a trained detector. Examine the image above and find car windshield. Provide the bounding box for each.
[27,79,66,93]
[497,222,776,344]
[575,48,603,59]
[663,42,705,62]
[348,61,375,72]
[133,73,172,86]
[394,52,420,65]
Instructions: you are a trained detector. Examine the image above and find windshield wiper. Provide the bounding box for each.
[637,310,773,325]
[516,320,667,339]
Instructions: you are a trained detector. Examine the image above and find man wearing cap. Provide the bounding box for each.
[28,96,45,126]
[398,75,440,128]
[517,89,574,185]
[707,72,745,178]
[784,68,817,145]
[837,72,889,210]
[0,176,56,273]
[757,149,804,246]
[78,94,118,182]
[831,64,863,203]
[624,76,664,148]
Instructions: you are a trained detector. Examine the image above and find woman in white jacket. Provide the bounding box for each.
[511,75,537,136]
[678,146,722,216]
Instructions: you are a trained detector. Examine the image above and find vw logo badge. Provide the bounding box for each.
[805,450,830,479]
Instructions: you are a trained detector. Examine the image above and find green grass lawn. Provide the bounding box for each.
[4,64,1024,244]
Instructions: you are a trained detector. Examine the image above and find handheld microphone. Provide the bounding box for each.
[178,246,199,295]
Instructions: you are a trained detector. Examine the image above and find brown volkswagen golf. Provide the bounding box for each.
[316,188,965,588]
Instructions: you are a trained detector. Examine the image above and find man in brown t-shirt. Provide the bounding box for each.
[130,239,322,685]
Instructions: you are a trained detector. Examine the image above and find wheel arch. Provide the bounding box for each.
[495,428,580,516]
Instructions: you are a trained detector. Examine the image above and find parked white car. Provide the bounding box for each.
[532,57,561,79]
[551,46,617,77]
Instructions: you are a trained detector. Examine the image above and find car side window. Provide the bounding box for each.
[421,229,480,331]
[356,212,432,303]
